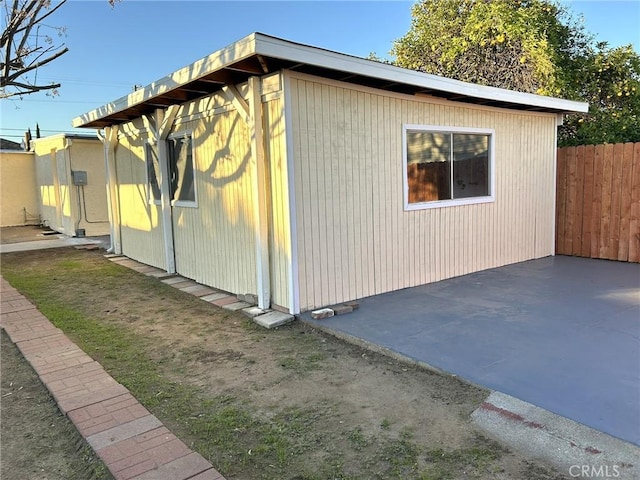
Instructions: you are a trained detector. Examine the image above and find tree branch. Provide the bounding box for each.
[1,80,60,98]
[3,45,68,85]
[16,1,47,58]
[7,0,67,44]
[1,0,25,46]
[2,0,114,98]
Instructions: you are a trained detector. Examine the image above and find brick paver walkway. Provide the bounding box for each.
[0,276,226,480]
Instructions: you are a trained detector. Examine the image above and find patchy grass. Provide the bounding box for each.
[421,439,507,479]
[278,352,326,373]
[1,248,569,480]
[380,417,392,430]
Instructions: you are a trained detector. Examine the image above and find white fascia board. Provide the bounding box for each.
[252,34,588,114]
[31,133,99,143]
[72,33,259,128]
[73,32,588,128]
[30,133,67,143]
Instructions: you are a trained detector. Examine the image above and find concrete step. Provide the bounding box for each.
[253,311,294,329]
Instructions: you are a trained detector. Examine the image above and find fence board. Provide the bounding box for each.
[556,147,567,253]
[629,143,640,262]
[590,145,605,258]
[609,144,624,260]
[556,142,638,263]
[599,144,614,259]
[564,146,577,255]
[618,143,634,261]
[581,145,595,257]
[572,145,585,255]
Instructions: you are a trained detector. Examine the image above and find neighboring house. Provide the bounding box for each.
[73,32,588,314]
[32,134,109,237]
[0,138,24,151]
[0,149,39,227]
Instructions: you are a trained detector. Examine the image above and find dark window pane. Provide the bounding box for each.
[169,135,195,203]
[145,143,161,202]
[452,134,489,199]
[406,131,451,202]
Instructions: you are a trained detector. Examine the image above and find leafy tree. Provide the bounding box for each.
[391,0,591,94]
[391,0,640,146]
[1,0,118,99]
[559,43,640,146]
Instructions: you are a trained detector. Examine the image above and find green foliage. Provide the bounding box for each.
[391,0,587,94]
[392,0,640,146]
[559,43,640,146]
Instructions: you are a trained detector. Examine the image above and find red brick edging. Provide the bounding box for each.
[0,276,225,480]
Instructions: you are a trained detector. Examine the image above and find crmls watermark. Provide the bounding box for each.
[569,465,621,478]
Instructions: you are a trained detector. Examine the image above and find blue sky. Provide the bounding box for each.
[1,0,639,142]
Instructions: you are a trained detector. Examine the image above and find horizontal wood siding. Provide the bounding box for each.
[556,142,639,262]
[290,74,557,311]
[115,132,166,269]
[170,96,257,296]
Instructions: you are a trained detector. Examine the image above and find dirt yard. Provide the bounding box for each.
[0,225,59,244]
[1,246,569,480]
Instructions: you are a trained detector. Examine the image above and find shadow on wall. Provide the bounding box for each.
[113,94,291,306]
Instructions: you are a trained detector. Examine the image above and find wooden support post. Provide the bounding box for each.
[223,79,271,308]
[100,126,121,254]
[248,76,271,309]
[143,107,179,273]
[156,106,179,274]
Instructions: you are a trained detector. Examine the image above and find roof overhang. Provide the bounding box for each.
[73,32,589,129]
[31,133,100,143]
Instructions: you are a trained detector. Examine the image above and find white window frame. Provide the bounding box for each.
[144,141,161,206]
[167,131,198,208]
[403,124,495,211]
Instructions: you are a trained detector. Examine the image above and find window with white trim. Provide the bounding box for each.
[168,133,196,206]
[145,142,161,204]
[404,125,494,209]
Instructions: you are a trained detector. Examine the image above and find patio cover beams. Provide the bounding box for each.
[73,33,588,130]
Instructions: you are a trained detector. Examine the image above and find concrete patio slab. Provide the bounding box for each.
[303,256,640,446]
[0,236,106,253]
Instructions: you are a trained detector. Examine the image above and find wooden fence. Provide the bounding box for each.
[556,142,639,263]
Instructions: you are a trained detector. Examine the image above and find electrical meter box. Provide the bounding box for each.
[72,170,88,186]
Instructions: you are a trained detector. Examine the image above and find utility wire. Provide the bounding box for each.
[1,127,85,132]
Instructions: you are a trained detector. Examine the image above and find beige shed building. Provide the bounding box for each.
[73,33,588,314]
[32,134,110,237]
[0,150,39,227]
